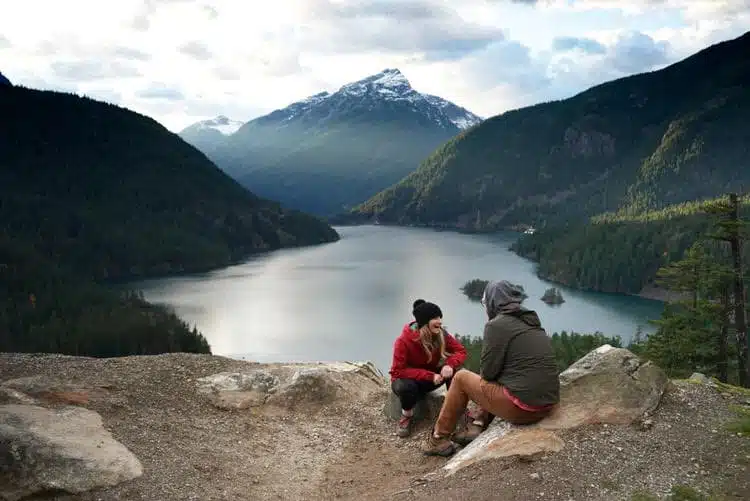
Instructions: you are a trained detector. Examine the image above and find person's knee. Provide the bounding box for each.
[392,379,418,397]
[453,368,475,384]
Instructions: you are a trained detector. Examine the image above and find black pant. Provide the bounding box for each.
[391,377,452,411]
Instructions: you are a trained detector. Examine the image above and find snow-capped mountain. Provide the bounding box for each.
[188,68,483,216]
[243,68,481,133]
[179,115,243,154]
[422,94,482,130]
[187,115,244,135]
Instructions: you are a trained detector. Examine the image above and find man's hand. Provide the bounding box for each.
[432,373,444,385]
[440,365,454,379]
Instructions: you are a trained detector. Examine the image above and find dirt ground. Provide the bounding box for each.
[1,353,748,501]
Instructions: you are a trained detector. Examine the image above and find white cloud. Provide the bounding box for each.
[0,0,747,131]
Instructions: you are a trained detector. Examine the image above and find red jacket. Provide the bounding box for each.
[389,322,468,381]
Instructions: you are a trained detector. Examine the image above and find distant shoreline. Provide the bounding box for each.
[332,222,671,304]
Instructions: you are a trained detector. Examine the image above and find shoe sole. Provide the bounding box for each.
[452,436,476,447]
[423,444,456,457]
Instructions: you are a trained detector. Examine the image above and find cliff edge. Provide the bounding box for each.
[1,350,748,501]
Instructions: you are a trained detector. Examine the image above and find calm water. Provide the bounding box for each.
[124,225,664,373]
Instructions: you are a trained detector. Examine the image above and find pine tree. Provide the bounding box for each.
[705,193,749,387]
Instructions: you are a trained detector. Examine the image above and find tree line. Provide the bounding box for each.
[469,193,750,387]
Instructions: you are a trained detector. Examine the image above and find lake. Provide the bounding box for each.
[125,225,664,374]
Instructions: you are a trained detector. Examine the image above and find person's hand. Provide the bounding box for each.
[441,365,454,379]
[433,373,444,385]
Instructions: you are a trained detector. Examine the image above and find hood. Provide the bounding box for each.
[483,280,541,327]
[401,321,419,339]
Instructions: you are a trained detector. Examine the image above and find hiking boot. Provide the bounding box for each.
[452,421,485,446]
[397,415,412,438]
[422,433,456,457]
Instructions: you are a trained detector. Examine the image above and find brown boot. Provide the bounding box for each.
[422,431,456,457]
[452,421,485,446]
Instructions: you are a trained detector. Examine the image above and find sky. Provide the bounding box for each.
[1,0,748,132]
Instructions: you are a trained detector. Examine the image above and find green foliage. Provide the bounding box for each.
[638,300,729,378]
[625,223,746,384]
[460,279,528,302]
[352,32,750,230]
[0,85,339,357]
[455,331,622,374]
[631,485,722,501]
[511,195,750,295]
[550,331,622,370]
[461,279,490,301]
[725,405,750,437]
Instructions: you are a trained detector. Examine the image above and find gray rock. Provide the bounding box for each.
[267,368,341,409]
[0,404,143,501]
[688,372,716,386]
[196,370,280,410]
[196,362,387,411]
[442,345,669,476]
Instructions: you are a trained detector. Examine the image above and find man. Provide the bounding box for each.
[423,280,560,457]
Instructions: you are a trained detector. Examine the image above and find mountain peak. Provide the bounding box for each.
[199,115,243,135]
[340,68,413,97]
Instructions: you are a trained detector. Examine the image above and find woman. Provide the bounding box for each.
[389,300,467,438]
[423,280,560,456]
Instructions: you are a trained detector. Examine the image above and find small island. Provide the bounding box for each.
[541,287,565,305]
[461,279,528,302]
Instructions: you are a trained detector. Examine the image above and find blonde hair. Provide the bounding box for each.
[419,326,447,363]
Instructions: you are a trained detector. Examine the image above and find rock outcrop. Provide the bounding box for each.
[196,361,385,411]
[443,345,669,475]
[0,350,746,501]
[0,404,143,501]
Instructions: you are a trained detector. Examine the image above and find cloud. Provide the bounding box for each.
[604,30,670,73]
[136,83,184,100]
[51,60,142,81]
[0,0,747,132]
[461,40,550,92]
[295,0,505,61]
[132,0,212,32]
[111,46,151,61]
[552,36,606,54]
[178,41,213,60]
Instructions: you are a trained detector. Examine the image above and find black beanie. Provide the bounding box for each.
[412,298,426,315]
[414,302,443,328]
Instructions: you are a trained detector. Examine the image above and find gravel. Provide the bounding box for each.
[1,354,748,501]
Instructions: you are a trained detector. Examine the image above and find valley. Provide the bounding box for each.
[179,69,482,216]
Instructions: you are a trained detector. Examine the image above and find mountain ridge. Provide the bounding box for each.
[0,83,338,356]
[348,31,750,229]
[180,68,482,216]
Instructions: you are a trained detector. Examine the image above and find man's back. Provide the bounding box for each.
[481,309,560,408]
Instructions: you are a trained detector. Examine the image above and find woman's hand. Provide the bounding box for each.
[432,373,444,385]
[441,365,454,379]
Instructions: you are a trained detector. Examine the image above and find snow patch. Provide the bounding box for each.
[195,115,244,135]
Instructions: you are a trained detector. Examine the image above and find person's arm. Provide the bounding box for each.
[390,338,436,381]
[479,320,511,382]
[443,332,468,369]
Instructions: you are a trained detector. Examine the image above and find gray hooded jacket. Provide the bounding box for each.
[480,280,560,407]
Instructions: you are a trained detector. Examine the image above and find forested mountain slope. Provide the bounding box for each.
[0,85,338,356]
[351,31,750,230]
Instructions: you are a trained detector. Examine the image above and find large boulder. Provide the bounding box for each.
[0,404,143,501]
[196,370,280,410]
[443,345,669,475]
[196,361,386,411]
